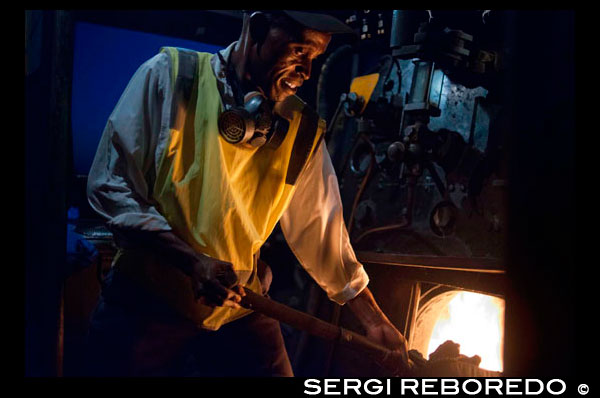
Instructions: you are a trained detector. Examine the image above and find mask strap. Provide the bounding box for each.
[217,51,245,107]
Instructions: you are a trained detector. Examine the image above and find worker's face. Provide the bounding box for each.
[248,25,331,102]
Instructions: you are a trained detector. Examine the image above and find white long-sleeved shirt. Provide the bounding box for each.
[87,42,369,305]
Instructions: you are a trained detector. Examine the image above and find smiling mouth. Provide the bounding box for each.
[282,79,301,91]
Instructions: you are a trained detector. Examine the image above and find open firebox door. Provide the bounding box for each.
[413,290,504,372]
[355,253,506,377]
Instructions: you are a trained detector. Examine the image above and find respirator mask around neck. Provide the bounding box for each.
[217,53,289,150]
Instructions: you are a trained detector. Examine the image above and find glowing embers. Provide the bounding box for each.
[411,290,505,372]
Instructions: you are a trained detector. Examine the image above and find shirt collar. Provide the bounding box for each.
[210,41,238,110]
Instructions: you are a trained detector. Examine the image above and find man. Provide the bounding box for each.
[86,10,409,376]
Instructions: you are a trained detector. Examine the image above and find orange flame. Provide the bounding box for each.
[427,291,505,372]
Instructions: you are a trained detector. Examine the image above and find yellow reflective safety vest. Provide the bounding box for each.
[118,47,325,330]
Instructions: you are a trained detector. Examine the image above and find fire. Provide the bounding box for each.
[427,291,505,372]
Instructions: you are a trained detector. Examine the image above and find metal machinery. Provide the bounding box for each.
[330,10,506,254]
[278,10,512,377]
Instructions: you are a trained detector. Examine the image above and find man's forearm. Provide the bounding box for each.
[347,287,390,330]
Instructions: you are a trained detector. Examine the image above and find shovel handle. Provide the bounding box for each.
[240,289,400,372]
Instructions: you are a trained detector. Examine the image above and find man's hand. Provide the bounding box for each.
[190,255,246,308]
[347,287,411,374]
[364,319,411,375]
[365,320,407,352]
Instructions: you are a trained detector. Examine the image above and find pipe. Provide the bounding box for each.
[390,10,429,49]
[347,134,376,235]
[354,221,410,244]
[316,44,353,120]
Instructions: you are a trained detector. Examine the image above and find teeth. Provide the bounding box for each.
[284,80,297,89]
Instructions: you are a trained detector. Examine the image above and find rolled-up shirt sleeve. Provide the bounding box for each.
[87,52,173,232]
[280,141,369,305]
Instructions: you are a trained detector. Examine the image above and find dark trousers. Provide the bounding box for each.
[85,268,293,377]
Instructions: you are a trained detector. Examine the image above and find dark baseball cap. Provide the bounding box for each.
[280,10,356,35]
